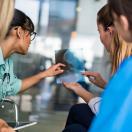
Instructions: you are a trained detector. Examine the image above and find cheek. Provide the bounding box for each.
[100,34,110,50]
[27,37,31,44]
[25,36,31,45]
[100,34,105,44]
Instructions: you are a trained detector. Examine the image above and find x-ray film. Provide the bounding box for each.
[55,49,85,84]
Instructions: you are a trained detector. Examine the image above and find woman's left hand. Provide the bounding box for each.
[43,63,65,77]
[63,82,82,92]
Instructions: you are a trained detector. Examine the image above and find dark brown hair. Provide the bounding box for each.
[97,4,113,31]
[108,0,132,31]
[7,9,34,36]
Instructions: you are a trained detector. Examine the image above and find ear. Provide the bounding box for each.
[107,27,115,36]
[120,15,129,32]
[16,27,24,39]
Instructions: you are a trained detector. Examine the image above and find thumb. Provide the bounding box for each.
[55,69,64,75]
[88,76,95,83]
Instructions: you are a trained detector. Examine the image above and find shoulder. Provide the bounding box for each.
[114,56,132,78]
[120,56,132,69]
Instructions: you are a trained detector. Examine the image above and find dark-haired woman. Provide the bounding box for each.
[108,0,132,43]
[0,9,65,100]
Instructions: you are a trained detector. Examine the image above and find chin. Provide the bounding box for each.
[122,36,132,43]
[23,51,28,55]
[121,32,132,43]
[21,52,27,55]
[17,50,28,55]
[125,37,132,43]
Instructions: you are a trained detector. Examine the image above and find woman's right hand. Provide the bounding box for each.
[0,119,15,132]
[41,63,65,77]
[82,71,107,88]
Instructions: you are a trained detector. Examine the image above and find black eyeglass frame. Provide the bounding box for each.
[17,26,37,41]
[10,26,37,41]
[30,31,37,41]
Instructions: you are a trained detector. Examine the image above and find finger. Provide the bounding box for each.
[63,82,67,86]
[55,69,64,75]
[82,71,97,77]
[62,82,69,88]
[82,71,96,75]
[63,82,72,85]
[56,67,61,71]
[89,76,96,83]
[56,63,66,67]
[8,127,15,132]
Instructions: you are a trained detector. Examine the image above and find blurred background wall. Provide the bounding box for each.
[7,0,112,131]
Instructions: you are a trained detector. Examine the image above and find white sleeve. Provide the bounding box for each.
[88,97,102,115]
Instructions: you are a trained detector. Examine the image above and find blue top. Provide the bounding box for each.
[90,56,132,132]
[0,48,21,100]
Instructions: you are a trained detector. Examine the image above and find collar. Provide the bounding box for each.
[0,47,5,65]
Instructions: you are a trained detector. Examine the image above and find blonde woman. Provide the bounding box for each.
[90,0,132,131]
[62,4,132,132]
[0,0,14,41]
[0,0,15,131]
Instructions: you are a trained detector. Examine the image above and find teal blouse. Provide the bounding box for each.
[0,48,21,100]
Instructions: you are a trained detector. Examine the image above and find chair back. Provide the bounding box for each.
[0,98,18,123]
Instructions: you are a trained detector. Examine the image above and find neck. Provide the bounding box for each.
[0,37,17,59]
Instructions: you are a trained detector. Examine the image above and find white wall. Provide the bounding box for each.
[77,0,106,35]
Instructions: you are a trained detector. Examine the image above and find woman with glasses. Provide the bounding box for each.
[0,9,65,100]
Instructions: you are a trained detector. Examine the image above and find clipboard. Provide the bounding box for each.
[7,121,37,130]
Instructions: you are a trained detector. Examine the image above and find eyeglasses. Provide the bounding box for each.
[30,32,37,41]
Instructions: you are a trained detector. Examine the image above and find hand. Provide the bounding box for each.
[1,127,15,132]
[43,63,65,77]
[82,71,107,88]
[63,82,83,93]
[63,82,95,102]
[0,119,15,132]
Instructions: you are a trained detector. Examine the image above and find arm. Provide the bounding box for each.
[82,71,107,89]
[63,82,95,103]
[63,82,101,114]
[20,63,65,93]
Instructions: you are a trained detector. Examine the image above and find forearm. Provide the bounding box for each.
[100,80,107,89]
[19,63,64,93]
[20,72,47,93]
[74,87,95,103]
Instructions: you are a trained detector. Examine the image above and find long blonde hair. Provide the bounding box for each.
[98,4,132,75]
[0,0,14,41]
[110,34,132,75]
